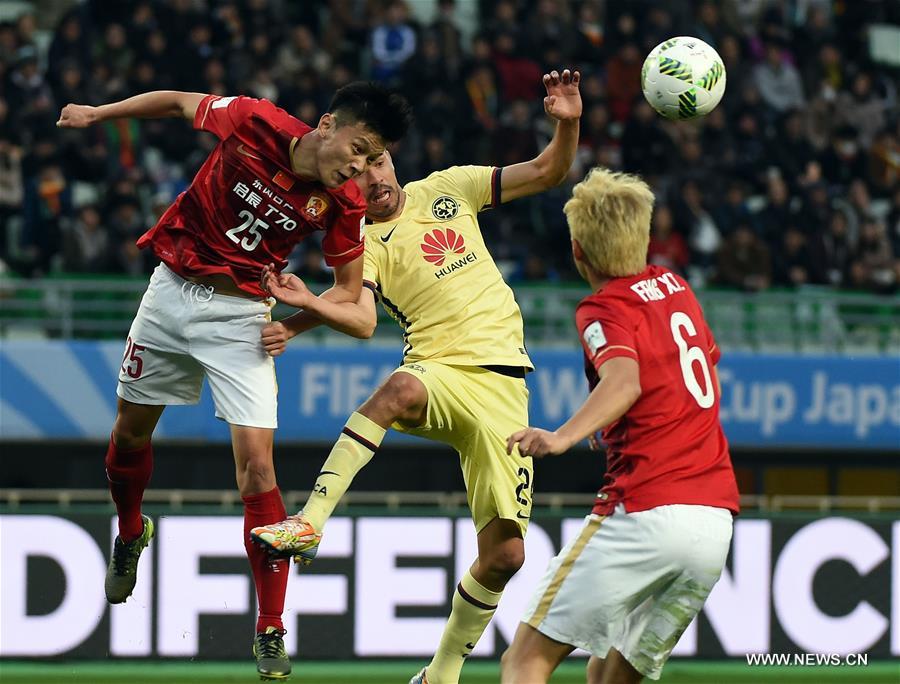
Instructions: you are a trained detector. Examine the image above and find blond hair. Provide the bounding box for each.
[564,167,655,277]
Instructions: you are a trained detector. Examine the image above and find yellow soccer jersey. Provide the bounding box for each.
[363,165,533,369]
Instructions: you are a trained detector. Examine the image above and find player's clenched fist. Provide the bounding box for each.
[507,427,571,458]
[57,103,99,128]
[260,321,291,357]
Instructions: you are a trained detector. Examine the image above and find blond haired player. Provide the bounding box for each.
[251,69,582,684]
[500,168,739,684]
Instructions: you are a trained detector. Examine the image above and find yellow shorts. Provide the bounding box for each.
[392,362,533,536]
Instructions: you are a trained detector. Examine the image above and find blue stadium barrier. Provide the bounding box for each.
[1,341,897,448]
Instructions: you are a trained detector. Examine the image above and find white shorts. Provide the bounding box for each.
[117,263,278,429]
[521,504,733,680]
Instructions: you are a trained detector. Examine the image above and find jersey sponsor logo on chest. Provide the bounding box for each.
[630,272,685,302]
[232,180,298,231]
[420,228,478,279]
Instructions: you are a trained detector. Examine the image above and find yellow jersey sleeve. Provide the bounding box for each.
[428,165,500,214]
[362,236,381,291]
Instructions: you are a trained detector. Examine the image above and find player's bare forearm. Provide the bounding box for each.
[537,118,579,184]
[279,309,324,337]
[556,375,640,448]
[57,91,206,128]
[500,69,581,202]
[508,357,639,457]
[301,287,377,339]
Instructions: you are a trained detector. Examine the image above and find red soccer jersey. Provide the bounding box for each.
[136,95,366,296]
[576,265,739,516]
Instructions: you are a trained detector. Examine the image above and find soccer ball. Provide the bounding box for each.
[641,36,726,120]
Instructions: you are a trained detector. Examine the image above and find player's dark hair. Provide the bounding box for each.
[328,81,412,144]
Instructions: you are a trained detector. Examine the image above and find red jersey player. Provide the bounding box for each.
[502,168,739,684]
[56,84,411,680]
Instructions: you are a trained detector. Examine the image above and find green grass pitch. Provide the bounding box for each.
[1,661,898,684]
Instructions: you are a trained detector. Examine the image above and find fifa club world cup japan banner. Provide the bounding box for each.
[0,512,897,660]
[0,340,898,448]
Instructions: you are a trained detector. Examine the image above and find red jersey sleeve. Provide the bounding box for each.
[321,194,366,267]
[576,297,640,372]
[194,95,265,139]
[703,319,721,364]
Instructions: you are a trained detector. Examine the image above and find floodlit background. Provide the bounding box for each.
[0,0,898,682]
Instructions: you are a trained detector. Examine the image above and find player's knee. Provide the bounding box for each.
[586,657,606,684]
[383,373,426,418]
[499,646,517,679]
[484,543,525,582]
[236,458,276,494]
[111,422,152,451]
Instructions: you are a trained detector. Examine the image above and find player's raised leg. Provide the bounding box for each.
[104,397,163,604]
[231,424,293,680]
[251,371,427,559]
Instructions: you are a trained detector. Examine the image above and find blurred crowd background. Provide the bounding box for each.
[1,0,898,292]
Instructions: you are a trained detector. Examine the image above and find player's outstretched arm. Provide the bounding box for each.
[261,260,377,346]
[57,91,208,128]
[507,357,640,458]
[499,69,581,204]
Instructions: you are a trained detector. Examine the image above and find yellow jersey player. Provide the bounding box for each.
[252,69,581,684]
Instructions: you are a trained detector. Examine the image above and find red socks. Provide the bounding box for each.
[243,487,289,633]
[105,437,153,542]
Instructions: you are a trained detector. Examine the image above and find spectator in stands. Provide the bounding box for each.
[647,205,689,275]
[0,0,895,294]
[370,0,417,84]
[430,0,463,79]
[0,136,23,261]
[758,174,797,246]
[713,180,755,237]
[572,1,604,65]
[605,42,642,121]
[752,36,805,114]
[621,99,672,178]
[813,210,856,288]
[0,20,19,65]
[773,226,816,288]
[421,133,453,176]
[850,219,896,293]
[95,23,132,77]
[836,71,887,149]
[821,125,868,187]
[888,187,900,257]
[22,162,71,274]
[494,99,538,168]
[771,109,817,187]
[276,26,331,82]
[491,31,542,103]
[869,128,899,195]
[48,13,92,87]
[675,179,721,279]
[716,223,772,292]
[718,34,750,93]
[525,0,575,57]
[62,205,110,272]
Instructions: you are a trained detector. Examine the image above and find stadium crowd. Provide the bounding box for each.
[1,0,898,292]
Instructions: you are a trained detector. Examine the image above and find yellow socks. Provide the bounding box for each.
[426,570,503,684]
[302,412,385,531]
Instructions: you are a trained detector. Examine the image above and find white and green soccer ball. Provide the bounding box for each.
[641,36,726,120]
